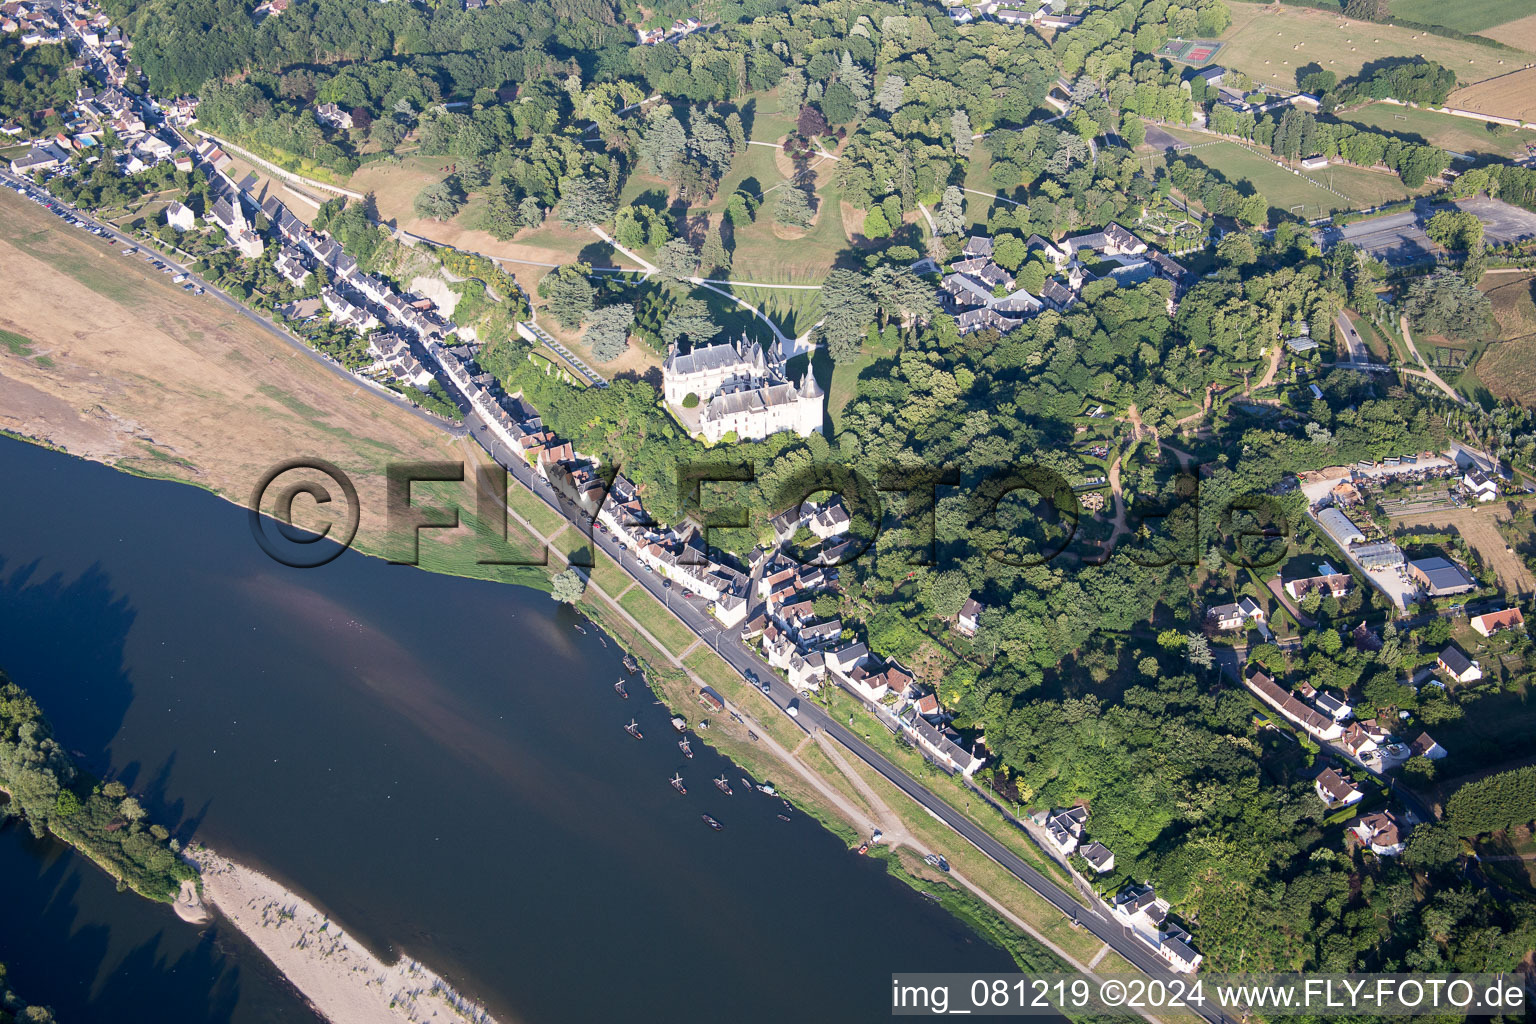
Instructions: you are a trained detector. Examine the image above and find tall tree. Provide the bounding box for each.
[539,264,595,330]
[657,237,699,281]
[875,74,906,115]
[774,185,815,229]
[585,303,635,361]
[934,186,965,236]
[820,269,876,363]
[951,110,973,157]
[556,175,613,228]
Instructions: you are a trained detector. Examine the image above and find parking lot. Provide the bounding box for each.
[1321,197,1536,267]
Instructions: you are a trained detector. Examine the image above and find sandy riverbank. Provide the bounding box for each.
[187,848,500,1024]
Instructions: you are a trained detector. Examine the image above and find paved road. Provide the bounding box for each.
[1334,309,1373,366]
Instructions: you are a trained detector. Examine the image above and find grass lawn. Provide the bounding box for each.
[715,284,822,340]
[503,479,567,538]
[618,585,699,653]
[1219,3,1531,93]
[1161,127,1420,220]
[587,546,634,597]
[824,318,902,420]
[1337,102,1534,162]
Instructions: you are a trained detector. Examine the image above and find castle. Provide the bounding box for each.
[662,335,823,444]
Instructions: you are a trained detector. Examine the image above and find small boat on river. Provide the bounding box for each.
[701,814,723,831]
[670,773,687,795]
[625,719,643,740]
[622,654,639,674]
[614,680,629,699]
[679,737,694,758]
[714,776,733,796]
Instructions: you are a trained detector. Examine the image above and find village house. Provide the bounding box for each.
[1042,805,1089,856]
[1350,810,1406,856]
[1111,883,1203,973]
[9,142,68,175]
[164,200,195,231]
[1206,596,1265,632]
[1409,731,1448,760]
[314,102,353,130]
[1462,467,1498,502]
[1314,767,1364,807]
[1470,608,1524,637]
[904,712,985,777]
[1078,841,1114,874]
[274,247,310,286]
[1436,645,1482,683]
[956,597,984,637]
[1340,721,1377,759]
[1247,669,1343,741]
[322,286,379,334]
[1282,565,1352,602]
[1061,222,1146,259]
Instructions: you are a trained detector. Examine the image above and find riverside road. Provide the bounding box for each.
[468,416,1238,1024]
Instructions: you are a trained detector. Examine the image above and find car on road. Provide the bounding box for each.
[681,590,692,599]
[662,579,672,589]
[744,669,758,685]
[786,700,799,718]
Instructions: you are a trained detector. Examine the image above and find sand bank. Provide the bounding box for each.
[188,848,500,1024]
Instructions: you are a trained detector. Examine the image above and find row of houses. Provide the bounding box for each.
[1111,883,1202,973]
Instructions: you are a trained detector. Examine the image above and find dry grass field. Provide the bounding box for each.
[1392,506,1536,597]
[1448,67,1536,125]
[1219,5,1531,93]
[1490,12,1536,54]
[1471,272,1536,404]
[0,188,507,563]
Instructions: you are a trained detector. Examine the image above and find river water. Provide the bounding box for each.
[0,436,1014,1023]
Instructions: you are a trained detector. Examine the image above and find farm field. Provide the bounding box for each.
[1448,67,1536,126]
[1393,506,1536,597]
[1471,272,1536,405]
[1336,102,1534,162]
[1219,4,1531,93]
[1387,0,1522,37]
[1488,12,1536,54]
[1159,127,1421,220]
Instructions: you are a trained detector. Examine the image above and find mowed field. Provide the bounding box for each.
[1158,126,1422,219]
[1448,67,1536,126]
[0,187,497,563]
[1472,272,1536,404]
[1219,4,1531,93]
[1337,102,1535,162]
[1388,0,1524,36]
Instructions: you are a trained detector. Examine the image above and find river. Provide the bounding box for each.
[0,435,1017,1022]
